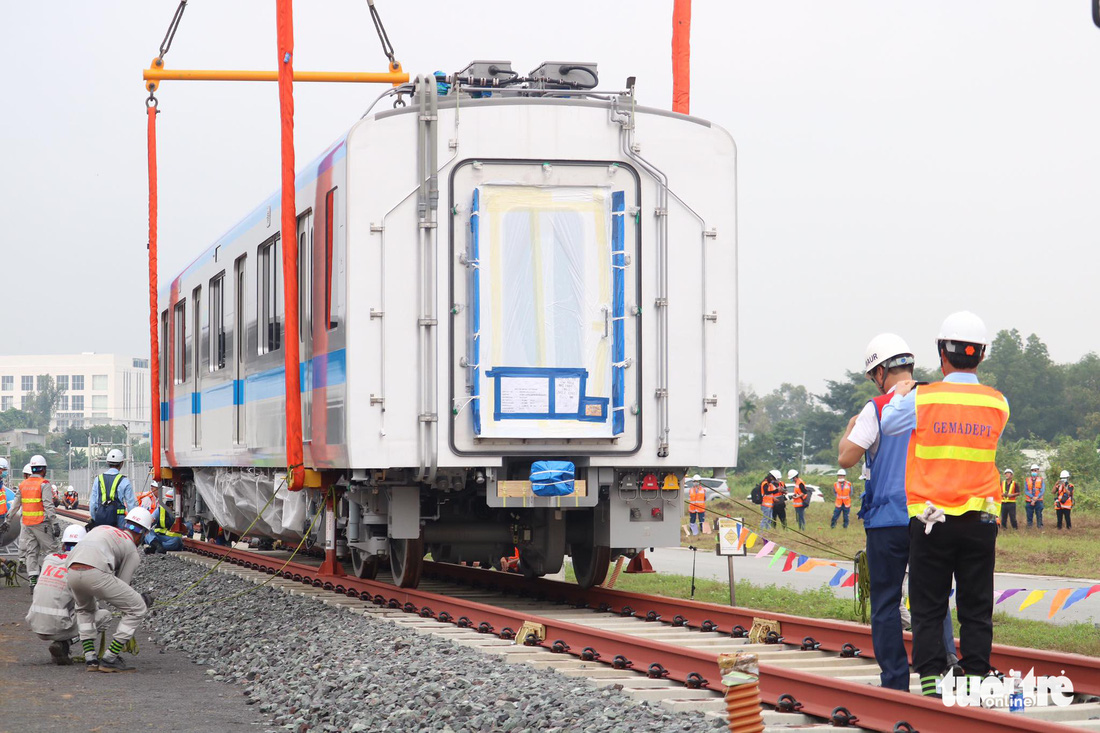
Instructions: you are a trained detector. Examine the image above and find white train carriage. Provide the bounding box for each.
[158,63,738,588]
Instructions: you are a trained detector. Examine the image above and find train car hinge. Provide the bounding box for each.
[704,312,718,322]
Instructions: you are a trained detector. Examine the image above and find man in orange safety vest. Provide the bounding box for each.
[831,469,852,529]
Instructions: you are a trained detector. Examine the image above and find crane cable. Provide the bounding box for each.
[366,0,397,68]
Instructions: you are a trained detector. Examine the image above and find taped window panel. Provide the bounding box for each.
[470,189,482,435]
[611,190,626,436]
[473,184,614,439]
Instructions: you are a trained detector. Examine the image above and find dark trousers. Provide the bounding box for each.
[867,527,957,690]
[909,515,996,677]
[1000,502,1017,529]
[1057,508,1072,529]
[795,506,806,531]
[831,505,850,528]
[1025,501,1043,528]
[773,504,787,529]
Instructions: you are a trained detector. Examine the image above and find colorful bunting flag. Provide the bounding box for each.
[1048,588,1074,620]
[746,532,759,549]
[1019,589,1047,612]
[796,559,822,573]
[829,568,847,587]
[738,527,750,547]
[754,541,776,559]
[768,548,788,568]
[841,572,858,588]
[1087,584,1100,599]
[996,588,1025,604]
[782,553,797,572]
[1062,587,1090,611]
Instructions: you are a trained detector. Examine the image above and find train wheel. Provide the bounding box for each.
[389,537,424,588]
[350,548,380,580]
[571,544,611,589]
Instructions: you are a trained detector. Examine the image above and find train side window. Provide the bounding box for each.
[192,285,202,373]
[160,309,169,398]
[210,273,226,370]
[173,300,187,384]
[258,235,282,354]
[325,188,337,330]
[297,210,312,342]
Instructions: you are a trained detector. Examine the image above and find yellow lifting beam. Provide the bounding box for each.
[144,58,408,92]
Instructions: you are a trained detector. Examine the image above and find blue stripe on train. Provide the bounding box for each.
[160,348,346,416]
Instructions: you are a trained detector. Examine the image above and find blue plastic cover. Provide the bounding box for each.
[611,191,626,435]
[530,460,576,497]
[470,190,482,435]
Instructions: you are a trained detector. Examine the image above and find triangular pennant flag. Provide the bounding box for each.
[738,527,750,547]
[796,559,822,573]
[1087,584,1100,599]
[768,548,788,568]
[829,568,847,587]
[1062,587,1090,611]
[782,553,797,572]
[841,572,858,588]
[1048,588,1074,619]
[1019,589,1046,611]
[996,588,1025,605]
[746,532,759,549]
[754,540,776,559]
[796,555,809,568]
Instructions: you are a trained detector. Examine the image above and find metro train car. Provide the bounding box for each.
[158,62,738,588]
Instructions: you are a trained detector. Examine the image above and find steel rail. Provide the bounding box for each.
[181,539,1085,733]
[419,559,1100,697]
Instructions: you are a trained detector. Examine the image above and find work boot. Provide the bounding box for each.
[97,655,136,673]
[29,575,37,587]
[49,640,72,666]
[85,657,99,672]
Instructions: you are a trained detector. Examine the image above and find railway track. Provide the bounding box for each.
[56,509,1100,731]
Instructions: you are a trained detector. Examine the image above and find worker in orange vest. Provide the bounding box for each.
[787,469,810,530]
[687,475,707,535]
[831,469,852,529]
[759,470,782,529]
[1000,468,1018,530]
[1054,470,1074,530]
[19,454,61,586]
[1024,464,1045,529]
[881,311,1008,696]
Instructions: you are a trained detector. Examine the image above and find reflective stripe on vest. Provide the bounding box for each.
[1025,477,1043,500]
[154,506,182,537]
[19,477,46,525]
[99,473,126,515]
[905,381,1009,517]
[1002,479,1019,501]
[834,481,851,507]
[0,490,6,516]
[761,481,774,508]
[1055,483,1074,509]
[688,485,706,513]
[792,480,806,508]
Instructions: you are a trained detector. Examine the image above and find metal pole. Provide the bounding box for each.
[728,554,736,606]
[144,67,409,86]
[689,546,697,599]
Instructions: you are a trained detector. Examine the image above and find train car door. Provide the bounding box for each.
[298,211,313,446]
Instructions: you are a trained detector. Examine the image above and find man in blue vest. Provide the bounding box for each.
[838,334,955,691]
[88,450,136,528]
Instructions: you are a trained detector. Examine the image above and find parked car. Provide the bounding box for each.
[788,484,825,504]
[682,476,730,500]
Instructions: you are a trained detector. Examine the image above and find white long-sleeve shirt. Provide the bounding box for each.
[66,525,142,584]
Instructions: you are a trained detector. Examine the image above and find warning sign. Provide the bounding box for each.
[717,517,745,556]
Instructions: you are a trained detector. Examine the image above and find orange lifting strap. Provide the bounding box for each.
[672,0,691,114]
[144,1,408,491]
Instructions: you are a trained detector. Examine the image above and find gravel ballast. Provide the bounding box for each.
[135,555,727,733]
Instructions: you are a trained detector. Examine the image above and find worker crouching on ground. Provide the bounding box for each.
[1000,468,1018,530]
[687,475,707,535]
[25,525,112,665]
[881,311,1009,697]
[89,449,136,529]
[62,487,79,511]
[66,507,154,673]
[1054,471,1074,530]
[839,334,956,690]
[145,502,190,553]
[19,455,60,587]
[788,469,810,531]
[831,469,852,528]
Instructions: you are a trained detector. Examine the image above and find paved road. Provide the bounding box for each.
[644,546,1100,625]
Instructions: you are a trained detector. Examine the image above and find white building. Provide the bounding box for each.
[0,353,150,436]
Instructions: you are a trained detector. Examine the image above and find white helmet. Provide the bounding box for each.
[122,506,154,533]
[1060,470,1070,479]
[106,449,124,463]
[163,487,176,501]
[29,454,47,469]
[0,457,8,471]
[864,333,915,374]
[837,469,847,477]
[1030,464,1040,471]
[787,469,799,480]
[22,464,32,476]
[937,311,990,352]
[692,474,701,481]
[1003,468,1013,474]
[768,469,782,481]
[61,525,87,546]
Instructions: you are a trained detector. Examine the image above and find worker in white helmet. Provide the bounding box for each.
[66,506,155,673]
[1053,470,1074,530]
[686,475,707,535]
[758,470,784,530]
[19,454,60,587]
[880,311,1009,696]
[1023,463,1045,529]
[89,448,136,529]
[1000,468,1019,530]
[787,469,810,530]
[830,469,852,529]
[26,525,112,665]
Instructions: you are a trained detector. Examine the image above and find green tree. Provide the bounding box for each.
[28,375,65,433]
[0,409,36,432]
[982,330,1065,441]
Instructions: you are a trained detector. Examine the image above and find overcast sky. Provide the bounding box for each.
[2,1,1098,397]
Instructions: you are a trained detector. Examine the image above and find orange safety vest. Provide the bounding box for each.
[904,381,1009,517]
[0,488,7,517]
[20,476,47,526]
[791,479,807,508]
[760,480,775,508]
[1054,482,1074,510]
[1002,479,1019,502]
[688,484,707,514]
[1024,476,1043,503]
[834,481,852,507]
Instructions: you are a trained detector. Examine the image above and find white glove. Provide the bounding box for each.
[915,501,945,535]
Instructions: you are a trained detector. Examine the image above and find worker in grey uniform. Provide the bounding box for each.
[66,506,154,672]
[26,524,112,665]
[19,454,60,586]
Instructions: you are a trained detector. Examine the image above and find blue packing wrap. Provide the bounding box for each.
[530,460,576,497]
[471,190,482,435]
[611,191,626,435]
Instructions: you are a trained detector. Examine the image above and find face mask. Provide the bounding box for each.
[1031,472,1038,477]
